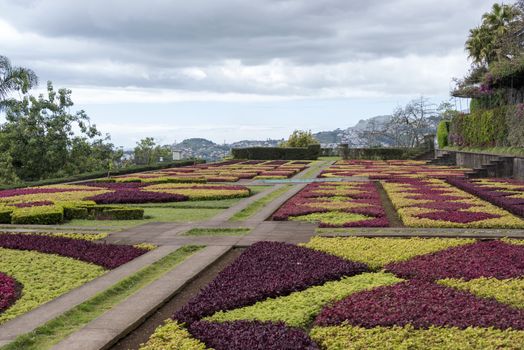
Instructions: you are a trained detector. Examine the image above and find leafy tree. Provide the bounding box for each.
[465,3,517,66]
[0,55,38,111]
[134,137,157,165]
[280,130,319,147]
[0,82,119,181]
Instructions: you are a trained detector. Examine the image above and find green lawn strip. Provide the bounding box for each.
[182,227,251,236]
[318,156,342,161]
[230,185,292,221]
[1,245,203,350]
[62,207,222,228]
[295,161,328,179]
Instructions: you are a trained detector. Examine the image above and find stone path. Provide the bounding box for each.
[52,246,231,350]
[0,245,182,346]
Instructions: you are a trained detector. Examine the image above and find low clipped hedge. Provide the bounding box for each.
[98,208,144,220]
[342,148,425,160]
[11,206,64,225]
[0,209,13,224]
[437,120,450,148]
[232,144,320,160]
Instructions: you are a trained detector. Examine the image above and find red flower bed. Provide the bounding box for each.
[447,177,524,217]
[386,240,524,281]
[314,280,524,330]
[188,321,319,350]
[0,234,147,269]
[174,241,367,324]
[0,272,19,313]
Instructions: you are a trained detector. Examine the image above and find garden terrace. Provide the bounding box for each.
[138,237,524,350]
[382,178,524,228]
[111,160,311,183]
[272,182,388,228]
[0,182,251,225]
[0,233,148,325]
[319,160,467,179]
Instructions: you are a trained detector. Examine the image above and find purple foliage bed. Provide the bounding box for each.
[0,272,19,313]
[189,321,319,350]
[386,240,524,281]
[0,234,147,269]
[447,177,524,217]
[314,280,524,330]
[174,241,368,323]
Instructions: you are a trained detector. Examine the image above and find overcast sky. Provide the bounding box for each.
[0,0,495,147]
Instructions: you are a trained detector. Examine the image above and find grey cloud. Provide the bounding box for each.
[0,0,495,96]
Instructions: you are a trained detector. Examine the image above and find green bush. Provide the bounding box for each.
[97,208,144,220]
[449,106,508,147]
[11,206,64,225]
[232,144,320,160]
[0,208,13,224]
[437,121,450,148]
[63,206,89,220]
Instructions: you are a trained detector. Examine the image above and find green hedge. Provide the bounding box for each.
[96,208,144,220]
[0,209,13,224]
[63,206,89,220]
[0,159,205,190]
[231,144,320,160]
[342,148,425,160]
[11,206,64,225]
[449,106,508,147]
[437,121,450,148]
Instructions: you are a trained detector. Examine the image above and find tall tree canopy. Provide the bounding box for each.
[0,55,38,111]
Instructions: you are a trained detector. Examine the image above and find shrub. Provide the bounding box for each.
[11,206,64,225]
[98,208,144,220]
[0,272,19,313]
[437,120,450,148]
[0,208,13,224]
[63,206,89,220]
[231,144,320,160]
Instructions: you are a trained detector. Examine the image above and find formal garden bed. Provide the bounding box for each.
[111,160,311,183]
[447,177,524,217]
[0,182,252,225]
[271,182,388,227]
[0,233,148,325]
[139,237,524,349]
[319,160,467,179]
[382,178,524,228]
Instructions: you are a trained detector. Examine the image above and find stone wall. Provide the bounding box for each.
[435,149,524,180]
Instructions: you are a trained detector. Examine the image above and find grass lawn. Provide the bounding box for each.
[296,160,329,179]
[182,227,251,236]
[230,185,292,221]
[1,245,202,350]
[62,207,223,228]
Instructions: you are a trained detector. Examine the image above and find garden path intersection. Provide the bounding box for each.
[0,159,524,350]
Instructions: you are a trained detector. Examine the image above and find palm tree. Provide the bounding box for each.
[482,3,517,36]
[0,55,38,110]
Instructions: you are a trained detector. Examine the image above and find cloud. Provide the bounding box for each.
[0,0,494,101]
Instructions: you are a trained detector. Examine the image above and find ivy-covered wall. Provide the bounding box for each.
[448,105,524,148]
